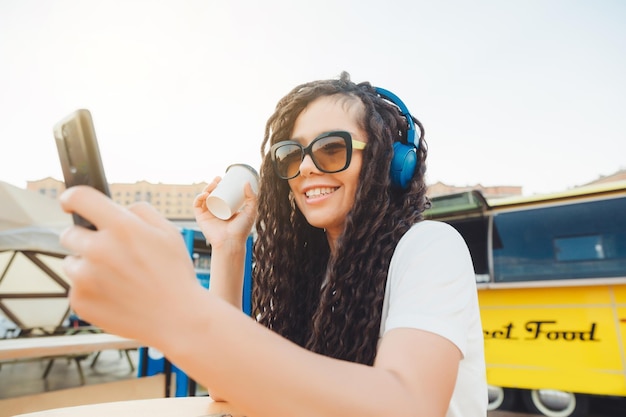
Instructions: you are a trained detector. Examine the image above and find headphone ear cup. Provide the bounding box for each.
[390,142,417,189]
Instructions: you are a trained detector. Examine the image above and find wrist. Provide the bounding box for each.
[210,238,248,256]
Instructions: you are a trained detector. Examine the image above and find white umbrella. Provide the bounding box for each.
[0,180,73,336]
[0,180,70,231]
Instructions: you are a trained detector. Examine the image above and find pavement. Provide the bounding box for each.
[0,349,140,400]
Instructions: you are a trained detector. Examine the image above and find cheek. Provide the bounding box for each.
[348,163,364,205]
[345,184,359,208]
[341,172,361,208]
[287,176,301,195]
[287,179,304,207]
[347,158,363,192]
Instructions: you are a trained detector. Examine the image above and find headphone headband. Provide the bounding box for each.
[374,87,417,146]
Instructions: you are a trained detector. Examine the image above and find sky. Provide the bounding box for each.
[0,0,624,196]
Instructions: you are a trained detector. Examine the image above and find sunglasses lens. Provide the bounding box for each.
[311,135,349,173]
[273,144,303,179]
[271,133,352,179]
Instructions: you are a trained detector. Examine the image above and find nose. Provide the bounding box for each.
[298,153,319,178]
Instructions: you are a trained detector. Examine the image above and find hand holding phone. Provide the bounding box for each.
[54,109,111,229]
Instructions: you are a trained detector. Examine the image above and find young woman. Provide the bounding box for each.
[60,72,487,417]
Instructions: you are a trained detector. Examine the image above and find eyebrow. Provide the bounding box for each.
[290,130,352,144]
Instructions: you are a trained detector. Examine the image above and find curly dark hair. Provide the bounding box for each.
[252,71,429,366]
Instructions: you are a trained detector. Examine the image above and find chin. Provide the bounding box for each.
[303,217,327,230]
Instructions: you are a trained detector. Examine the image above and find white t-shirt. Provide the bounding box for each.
[379,220,487,417]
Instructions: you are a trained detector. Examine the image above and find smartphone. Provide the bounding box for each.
[53,109,111,229]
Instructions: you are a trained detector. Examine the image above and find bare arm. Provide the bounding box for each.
[192,177,257,309]
[162,294,461,417]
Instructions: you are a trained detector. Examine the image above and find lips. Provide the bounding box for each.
[305,187,338,198]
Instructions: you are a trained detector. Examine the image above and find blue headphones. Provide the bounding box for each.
[375,87,419,189]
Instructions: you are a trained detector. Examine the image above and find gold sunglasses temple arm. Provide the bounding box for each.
[352,139,367,150]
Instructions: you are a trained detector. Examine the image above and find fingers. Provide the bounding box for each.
[241,182,258,216]
[128,201,177,232]
[63,254,106,316]
[58,185,202,344]
[63,255,93,318]
[59,224,96,257]
[62,250,129,329]
[59,187,176,258]
[243,181,258,199]
[194,177,221,208]
[60,186,132,231]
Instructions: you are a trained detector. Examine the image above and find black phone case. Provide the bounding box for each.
[53,109,111,229]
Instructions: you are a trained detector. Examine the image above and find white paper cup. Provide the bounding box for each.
[206,164,259,220]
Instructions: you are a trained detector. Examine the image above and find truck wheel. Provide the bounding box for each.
[521,389,589,417]
[487,386,517,411]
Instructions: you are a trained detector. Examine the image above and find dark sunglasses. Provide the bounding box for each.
[270,131,367,180]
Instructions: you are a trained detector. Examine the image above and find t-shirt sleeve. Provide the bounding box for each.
[383,221,477,356]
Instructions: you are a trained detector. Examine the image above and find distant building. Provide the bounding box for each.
[581,169,626,186]
[25,170,626,224]
[29,176,526,220]
[427,181,522,199]
[427,169,626,199]
[27,177,208,221]
[28,177,66,200]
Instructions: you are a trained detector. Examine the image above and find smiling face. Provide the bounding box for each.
[287,95,366,247]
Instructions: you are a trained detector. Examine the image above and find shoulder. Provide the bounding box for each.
[388,220,474,289]
[394,220,468,257]
[404,219,461,237]
[382,220,480,351]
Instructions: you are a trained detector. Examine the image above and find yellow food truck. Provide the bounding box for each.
[425,180,626,417]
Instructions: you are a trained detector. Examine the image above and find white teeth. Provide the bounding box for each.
[305,187,336,198]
